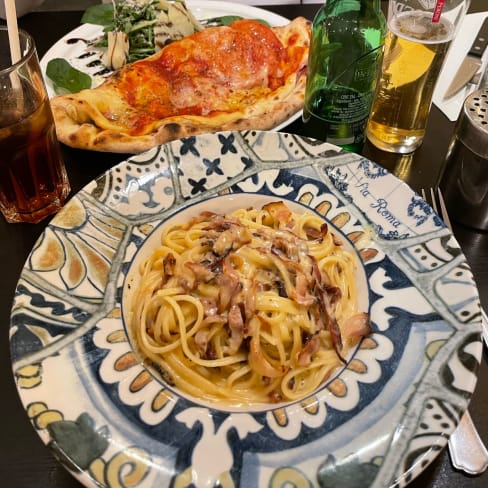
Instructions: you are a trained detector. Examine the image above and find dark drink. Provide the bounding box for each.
[0,98,70,223]
[0,26,70,224]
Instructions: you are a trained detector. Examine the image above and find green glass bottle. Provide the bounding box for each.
[302,0,386,152]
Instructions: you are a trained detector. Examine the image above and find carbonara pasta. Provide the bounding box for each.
[129,201,370,405]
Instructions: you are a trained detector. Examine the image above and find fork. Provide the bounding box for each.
[422,187,488,475]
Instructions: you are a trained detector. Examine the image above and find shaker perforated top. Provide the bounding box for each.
[459,88,488,158]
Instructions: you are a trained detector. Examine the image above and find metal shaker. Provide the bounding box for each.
[440,88,488,230]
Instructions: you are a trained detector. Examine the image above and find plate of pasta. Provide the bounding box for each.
[124,195,370,407]
[9,130,482,487]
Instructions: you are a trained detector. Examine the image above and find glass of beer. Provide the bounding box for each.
[0,27,70,223]
[366,0,470,154]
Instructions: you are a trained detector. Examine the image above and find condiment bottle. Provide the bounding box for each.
[440,89,488,230]
[301,0,386,152]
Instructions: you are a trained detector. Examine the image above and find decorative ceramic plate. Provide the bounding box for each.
[10,131,482,487]
[39,1,302,132]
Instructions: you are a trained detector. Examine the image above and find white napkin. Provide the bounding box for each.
[433,12,488,122]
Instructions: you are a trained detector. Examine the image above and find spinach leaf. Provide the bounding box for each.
[81,3,115,27]
[201,16,269,27]
[201,15,243,27]
[46,59,92,94]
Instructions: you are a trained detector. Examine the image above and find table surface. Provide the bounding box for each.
[1,2,487,487]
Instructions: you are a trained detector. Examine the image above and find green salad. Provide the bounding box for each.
[82,0,203,64]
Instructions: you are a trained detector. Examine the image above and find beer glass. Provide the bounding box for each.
[0,27,70,223]
[366,0,470,154]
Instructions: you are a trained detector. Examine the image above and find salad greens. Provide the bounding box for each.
[82,0,162,63]
[80,2,114,27]
[81,0,202,63]
[202,15,244,27]
[46,58,92,94]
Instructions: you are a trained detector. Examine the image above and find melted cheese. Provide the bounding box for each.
[93,20,301,134]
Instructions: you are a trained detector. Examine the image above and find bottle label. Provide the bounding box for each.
[327,90,371,124]
[303,87,371,145]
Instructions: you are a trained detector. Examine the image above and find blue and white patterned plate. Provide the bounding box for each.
[10,131,482,487]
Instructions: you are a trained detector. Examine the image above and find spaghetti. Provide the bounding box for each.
[129,201,370,405]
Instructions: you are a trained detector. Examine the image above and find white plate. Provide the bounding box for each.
[39,1,301,132]
[10,130,483,487]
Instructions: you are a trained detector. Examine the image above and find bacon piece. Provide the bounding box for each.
[227,303,245,354]
[332,232,343,246]
[212,222,252,256]
[216,256,241,312]
[294,271,315,306]
[203,215,231,244]
[319,288,344,360]
[185,211,217,229]
[262,201,293,225]
[310,254,332,287]
[268,247,316,306]
[325,285,342,305]
[216,276,234,312]
[213,233,233,256]
[296,334,321,366]
[195,329,209,356]
[309,279,344,361]
[272,235,299,262]
[184,261,215,282]
[310,255,322,283]
[202,252,223,272]
[163,253,176,279]
[269,247,303,274]
[341,312,371,342]
[303,222,328,240]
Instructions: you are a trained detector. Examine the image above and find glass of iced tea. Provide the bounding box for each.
[0,27,70,223]
[366,0,470,154]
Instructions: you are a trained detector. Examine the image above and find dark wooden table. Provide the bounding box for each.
[1,2,487,487]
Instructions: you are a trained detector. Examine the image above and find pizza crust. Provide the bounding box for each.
[51,17,311,154]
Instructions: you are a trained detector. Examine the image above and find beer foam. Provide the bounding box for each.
[389,11,454,44]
